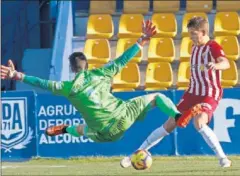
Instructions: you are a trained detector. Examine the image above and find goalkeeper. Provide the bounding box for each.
[1,20,185,142]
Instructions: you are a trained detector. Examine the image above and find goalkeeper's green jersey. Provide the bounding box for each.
[23,44,141,133]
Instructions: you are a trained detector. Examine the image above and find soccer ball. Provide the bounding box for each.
[131,149,153,170]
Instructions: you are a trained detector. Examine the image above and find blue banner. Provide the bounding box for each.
[1,91,37,161]
[2,88,240,161]
[36,91,174,157]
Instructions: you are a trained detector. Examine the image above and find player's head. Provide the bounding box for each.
[187,17,209,45]
[68,52,88,73]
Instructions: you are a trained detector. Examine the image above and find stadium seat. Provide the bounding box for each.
[145,87,168,91]
[182,13,208,37]
[118,14,143,38]
[123,0,149,14]
[152,13,177,38]
[148,38,175,62]
[145,62,173,89]
[214,12,240,36]
[116,38,142,63]
[88,64,104,70]
[89,0,116,14]
[221,86,233,88]
[112,88,135,92]
[177,62,191,87]
[153,0,180,13]
[180,37,193,62]
[84,39,110,64]
[177,87,188,90]
[86,15,113,39]
[216,0,240,12]
[215,36,239,61]
[112,63,140,89]
[221,60,238,86]
[186,0,213,13]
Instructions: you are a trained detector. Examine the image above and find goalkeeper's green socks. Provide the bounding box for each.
[155,94,181,119]
[65,126,81,137]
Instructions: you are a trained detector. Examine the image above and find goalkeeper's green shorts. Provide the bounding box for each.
[85,95,152,142]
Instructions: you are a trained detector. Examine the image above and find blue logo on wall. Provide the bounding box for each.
[1,97,33,153]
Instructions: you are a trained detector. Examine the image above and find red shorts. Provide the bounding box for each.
[177,92,220,122]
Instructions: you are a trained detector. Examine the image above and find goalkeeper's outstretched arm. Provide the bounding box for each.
[1,60,70,96]
[99,43,141,77]
[99,19,156,77]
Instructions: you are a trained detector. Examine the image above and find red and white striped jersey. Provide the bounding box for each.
[187,40,225,101]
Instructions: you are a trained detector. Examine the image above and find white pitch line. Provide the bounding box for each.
[2,166,19,169]
[2,165,67,169]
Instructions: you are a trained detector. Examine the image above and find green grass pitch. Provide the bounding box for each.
[2,156,240,175]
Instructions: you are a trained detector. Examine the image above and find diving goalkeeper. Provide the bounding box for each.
[1,20,187,142]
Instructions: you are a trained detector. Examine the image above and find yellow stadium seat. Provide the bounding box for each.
[118,14,143,38]
[153,0,180,13]
[145,62,173,89]
[221,60,238,86]
[214,12,240,36]
[123,0,149,14]
[145,87,168,91]
[177,87,188,90]
[186,0,213,13]
[116,38,142,63]
[152,13,177,38]
[87,15,113,39]
[84,39,110,64]
[89,0,116,14]
[177,62,191,87]
[112,63,140,89]
[112,88,135,92]
[216,0,240,12]
[222,86,233,88]
[182,13,208,37]
[215,36,239,61]
[88,64,104,70]
[180,37,193,62]
[148,38,175,62]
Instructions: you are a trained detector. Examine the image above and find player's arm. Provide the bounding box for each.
[1,60,70,96]
[100,20,156,77]
[213,57,230,70]
[99,43,141,77]
[207,43,230,71]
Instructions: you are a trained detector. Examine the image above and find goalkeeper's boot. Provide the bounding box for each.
[120,156,131,168]
[176,104,202,128]
[219,158,232,168]
[46,125,68,136]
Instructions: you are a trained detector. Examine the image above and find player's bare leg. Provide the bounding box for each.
[46,124,85,137]
[193,110,232,168]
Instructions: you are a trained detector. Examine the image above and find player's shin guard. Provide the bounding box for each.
[155,94,181,118]
[139,125,169,151]
[199,124,226,159]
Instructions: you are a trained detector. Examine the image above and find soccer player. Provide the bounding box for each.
[1,20,183,143]
[120,17,232,168]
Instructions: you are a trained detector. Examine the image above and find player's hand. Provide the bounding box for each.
[206,62,216,71]
[1,60,23,80]
[137,20,156,46]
